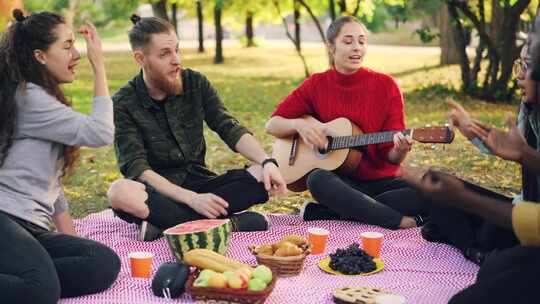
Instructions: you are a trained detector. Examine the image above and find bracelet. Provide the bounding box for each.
[261,158,279,168]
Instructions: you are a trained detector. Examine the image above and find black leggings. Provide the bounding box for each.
[306,169,427,229]
[428,181,518,253]
[449,246,540,304]
[117,169,269,229]
[0,211,120,304]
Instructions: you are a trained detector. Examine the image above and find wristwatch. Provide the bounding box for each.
[261,158,279,168]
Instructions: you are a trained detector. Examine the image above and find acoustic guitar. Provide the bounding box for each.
[271,116,455,192]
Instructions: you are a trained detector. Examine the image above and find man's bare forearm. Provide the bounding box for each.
[139,170,195,205]
[234,134,268,165]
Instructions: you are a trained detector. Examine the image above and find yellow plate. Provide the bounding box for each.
[318,257,384,276]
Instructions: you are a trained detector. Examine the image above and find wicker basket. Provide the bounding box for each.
[186,269,277,304]
[249,244,311,277]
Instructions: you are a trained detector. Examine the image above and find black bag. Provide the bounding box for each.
[151,261,190,298]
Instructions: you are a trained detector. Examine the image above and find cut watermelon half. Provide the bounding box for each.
[164,219,232,262]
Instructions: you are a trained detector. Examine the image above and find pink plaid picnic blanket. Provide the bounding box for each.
[60,210,478,304]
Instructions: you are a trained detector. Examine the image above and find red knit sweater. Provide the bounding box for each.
[272,68,405,181]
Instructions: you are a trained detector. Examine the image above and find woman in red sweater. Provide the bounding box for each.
[266,16,426,229]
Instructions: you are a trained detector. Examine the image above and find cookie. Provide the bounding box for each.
[332,286,387,304]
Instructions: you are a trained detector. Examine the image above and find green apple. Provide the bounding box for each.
[198,269,216,281]
[247,278,267,291]
[193,276,208,287]
[252,265,273,284]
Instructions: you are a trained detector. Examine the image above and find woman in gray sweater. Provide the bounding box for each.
[0,10,119,303]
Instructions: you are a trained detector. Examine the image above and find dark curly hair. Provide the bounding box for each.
[0,9,80,175]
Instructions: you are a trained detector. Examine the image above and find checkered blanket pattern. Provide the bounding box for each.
[59,210,479,304]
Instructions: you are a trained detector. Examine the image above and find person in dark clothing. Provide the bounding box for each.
[405,11,540,304]
[107,15,287,241]
[419,39,540,265]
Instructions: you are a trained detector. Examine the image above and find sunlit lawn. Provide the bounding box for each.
[62,44,520,219]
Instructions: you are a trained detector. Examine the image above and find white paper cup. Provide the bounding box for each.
[374,294,406,304]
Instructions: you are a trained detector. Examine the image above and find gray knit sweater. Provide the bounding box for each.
[0,83,114,230]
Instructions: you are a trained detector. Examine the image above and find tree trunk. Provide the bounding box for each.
[297,0,327,44]
[294,1,301,52]
[338,0,346,13]
[197,1,204,53]
[273,0,310,78]
[214,3,224,64]
[151,0,169,21]
[438,4,460,65]
[246,10,255,47]
[328,0,336,21]
[447,0,530,102]
[352,0,362,16]
[447,3,471,91]
[171,3,178,35]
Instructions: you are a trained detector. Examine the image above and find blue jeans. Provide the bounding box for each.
[0,211,120,304]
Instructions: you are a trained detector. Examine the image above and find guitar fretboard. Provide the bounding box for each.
[329,129,412,150]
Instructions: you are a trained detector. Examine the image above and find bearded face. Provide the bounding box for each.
[146,59,182,96]
[138,31,183,96]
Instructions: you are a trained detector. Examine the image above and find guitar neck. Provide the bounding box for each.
[329,129,412,150]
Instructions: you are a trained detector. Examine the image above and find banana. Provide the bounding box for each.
[184,249,252,273]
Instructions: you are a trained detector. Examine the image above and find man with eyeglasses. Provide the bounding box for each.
[411,37,540,268]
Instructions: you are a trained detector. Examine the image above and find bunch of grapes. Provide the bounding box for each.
[328,243,376,275]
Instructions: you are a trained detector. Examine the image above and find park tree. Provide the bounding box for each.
[151,0,169,21]
[24,0,139,28]
[272,0,311,77]
[197,0,204,52]
[445,0,532,102]
[226,0,276,48]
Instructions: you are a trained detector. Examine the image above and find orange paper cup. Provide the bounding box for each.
[361,232,383,258]
[308,227,329,255]
[129,251,153,278]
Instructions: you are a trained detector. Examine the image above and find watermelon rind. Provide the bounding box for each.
[164,219,232,262]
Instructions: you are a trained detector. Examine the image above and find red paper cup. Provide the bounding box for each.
[129,251,153,278]
[308,227,329,255]
[361,232,383,258]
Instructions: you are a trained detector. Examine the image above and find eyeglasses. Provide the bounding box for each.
[513,58,529,77]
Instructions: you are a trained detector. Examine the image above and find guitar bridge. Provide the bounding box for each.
[289,134,300,166]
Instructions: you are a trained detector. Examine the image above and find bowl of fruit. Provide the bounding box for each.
[249,234,311,277]
[184,249,276,304]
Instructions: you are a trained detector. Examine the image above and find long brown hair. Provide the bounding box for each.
[0,9,79,175]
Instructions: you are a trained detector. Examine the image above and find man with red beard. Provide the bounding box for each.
[107,15,286,241]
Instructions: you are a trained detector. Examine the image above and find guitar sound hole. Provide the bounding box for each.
[317,147,329,155]
[316,136,332,155]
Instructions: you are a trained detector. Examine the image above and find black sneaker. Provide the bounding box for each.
[420,222,447,243]
[229,211,269,232]
[139,220,163,242]
[299,201,340,221]
[413,214,429,227]
[463,247,487,266]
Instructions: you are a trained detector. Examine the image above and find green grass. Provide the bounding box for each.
[62,44,521,219]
